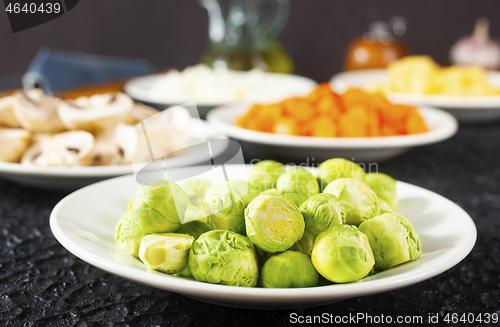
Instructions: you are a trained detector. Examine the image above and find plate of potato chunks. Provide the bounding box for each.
[331,56,500,122]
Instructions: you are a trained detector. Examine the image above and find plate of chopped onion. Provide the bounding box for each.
[124,64,317,118]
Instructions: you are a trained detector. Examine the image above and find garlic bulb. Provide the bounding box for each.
[450,18,500,69]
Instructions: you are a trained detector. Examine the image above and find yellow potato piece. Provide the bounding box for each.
[378,56,500,96]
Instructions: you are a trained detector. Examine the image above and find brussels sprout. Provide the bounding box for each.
[126,198,135,210]
[299,193,346,236]
[364,172,397,210]
[317,158,365,191]
[378,198,394,214]
[129,198,178,234]
[183,204,214,226]
[289,231,316,256]
[188,230,259,287]
[181,179,212,207]
[132,179,189,233]
[259,188,301,208]
[114,211,144,257]
[323,178,378,226]
[261,251,319,288]
[311,225,375,283]
[176,220,213,240]
[183,204,207,223]
[359,212,422,271]
[247,160,284,193]
[255,247,274,267]
[138,233,194,274]
[174,266,193,278]
[203,179,257,234]
[276,168,320,204]
[245,195,305,253]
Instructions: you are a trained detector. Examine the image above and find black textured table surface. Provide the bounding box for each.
[1,120,499,327]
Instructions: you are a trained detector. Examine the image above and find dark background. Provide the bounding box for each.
[1,2,500,326]
[1,0,500,84]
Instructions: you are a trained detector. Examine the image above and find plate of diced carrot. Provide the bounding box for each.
[206,84,458,162]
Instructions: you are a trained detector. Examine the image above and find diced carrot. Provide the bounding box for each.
[236,116,248,128]
[298,122,313,136]
[341,88,369,108]
[246,120,263,132]
[283,98,317,122]
[339,125,369,137]
[381,125,400,136]
[380,104,410,122]
[348,105,370,120]
[251,104,282,132]
[317,93,342,119]
[311,116,337,137]
[367,110,382,137]
[379,104,412,134]
[245,104,264,118]
[367,93,390,110]
[307,83,335,103]
[406,111,428,134]
[237,84,428,138]
[258,104,284,119]
[338,115,369,137]
[273,117,299,135]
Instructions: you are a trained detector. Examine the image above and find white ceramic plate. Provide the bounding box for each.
[124,72,317,118]
[331,69,500,122]
[206,103,458,162]
[0,120,227,191]
[50,165,476,309]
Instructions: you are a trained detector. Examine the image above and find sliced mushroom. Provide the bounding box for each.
[21,131,95,167]
[93,123,133,165]
[57,93,133,133]
[0,128,31,162]
[123,102,159,125]
[31,132,57,144]
[90,105,193,166]
[11,89,66,133]
[0,96,21,128]
[129,106,191,163]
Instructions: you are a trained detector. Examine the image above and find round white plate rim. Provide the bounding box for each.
[124,72,317,107]
[330,69,500,109]
[49,165,477,305]
[206,103,458,149]
[0,119,226,177]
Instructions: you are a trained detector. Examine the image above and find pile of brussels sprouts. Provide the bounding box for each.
[115,158,422,288]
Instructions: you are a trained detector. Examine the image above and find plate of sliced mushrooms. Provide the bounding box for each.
[0,90,226,191]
